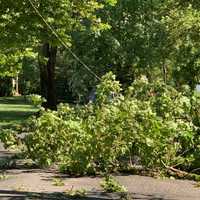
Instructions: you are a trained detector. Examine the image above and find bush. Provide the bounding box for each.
[18,72,200,175]
[27,94,46,107]
[0,129,19,149]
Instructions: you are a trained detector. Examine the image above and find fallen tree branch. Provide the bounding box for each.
[161,160,200,181]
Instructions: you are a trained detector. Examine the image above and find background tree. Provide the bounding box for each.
[1,0,200,103]
[0,0,117,108]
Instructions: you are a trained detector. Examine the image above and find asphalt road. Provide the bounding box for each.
[0,146,200,200]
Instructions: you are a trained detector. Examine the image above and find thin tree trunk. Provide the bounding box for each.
[11,78,15,96]
[11,75,19,96]
[15,74,19,95]
[162,60,167,83]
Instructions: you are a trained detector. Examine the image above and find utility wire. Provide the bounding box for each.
[27,0,101,81]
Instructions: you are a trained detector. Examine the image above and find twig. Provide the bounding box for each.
[191,168,200,173]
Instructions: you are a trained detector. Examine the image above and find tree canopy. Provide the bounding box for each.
[0,0,200,103]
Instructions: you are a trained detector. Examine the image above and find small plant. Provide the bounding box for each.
[15,184,28,192]
[195,182,200,188]
[52,178,65,186]
[0,173,8,180]
[100,175,127,193]
[120,193,133,200]
[0,129,19,149]
[28,94,46,107]
[65,187,87,197]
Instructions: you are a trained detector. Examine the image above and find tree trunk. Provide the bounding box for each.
[15,74,19,95]
[47,45,57,110]
[11,78,15,96]
[39,43,57,110]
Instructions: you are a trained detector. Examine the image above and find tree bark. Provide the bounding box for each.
[15,74,19,95]
[46,44,57,110]
[39,43,57,110]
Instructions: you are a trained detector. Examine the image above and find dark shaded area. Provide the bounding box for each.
[0,78,12,97]
[0,110,35,129]
[0,97,29,105]
[0,110,35,122]
[0,146,19,170]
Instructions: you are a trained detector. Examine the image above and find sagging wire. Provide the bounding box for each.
[27,0,101,81]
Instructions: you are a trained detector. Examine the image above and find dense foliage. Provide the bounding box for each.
[11,73,199,175]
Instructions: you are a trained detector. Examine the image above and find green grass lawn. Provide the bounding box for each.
[0,96,38,129]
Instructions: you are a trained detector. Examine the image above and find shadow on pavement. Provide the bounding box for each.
[0,190,175,200]
[0,190,114,200]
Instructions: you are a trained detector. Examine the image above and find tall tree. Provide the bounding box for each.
[0,0,117,109]
[62,0,169,100]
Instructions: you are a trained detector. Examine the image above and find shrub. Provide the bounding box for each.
[0,129,19,149]
[27,94,46,107]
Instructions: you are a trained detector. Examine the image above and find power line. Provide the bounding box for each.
[27,0,101,81]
